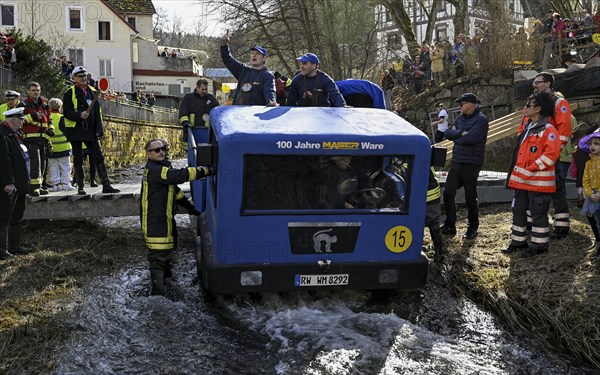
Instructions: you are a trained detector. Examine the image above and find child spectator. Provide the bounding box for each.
[47,98,75,191]
[579,130,600,258]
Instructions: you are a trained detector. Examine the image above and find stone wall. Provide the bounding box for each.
[99,116,183,170]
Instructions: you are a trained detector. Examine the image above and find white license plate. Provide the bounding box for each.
[295,274,349,287]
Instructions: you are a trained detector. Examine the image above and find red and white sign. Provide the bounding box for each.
[98,77,110,92]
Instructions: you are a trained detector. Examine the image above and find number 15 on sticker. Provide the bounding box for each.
[385,226,412,253]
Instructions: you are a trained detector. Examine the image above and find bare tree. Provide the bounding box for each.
[376,0,420,54]
[202,0,384,80]
[446,0,468,36]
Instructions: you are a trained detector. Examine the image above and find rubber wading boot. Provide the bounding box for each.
[431,227,444,263]
[150,270,165,296]
[96,162,120,194]
[7,225,33,255]
[0,228,13,260]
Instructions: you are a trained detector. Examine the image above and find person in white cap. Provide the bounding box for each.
[61,66,120,195]
[0,107,34,260]
[0,90,20,121]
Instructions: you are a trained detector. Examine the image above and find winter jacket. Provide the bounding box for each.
[507,116,561,193]
[220,45,275,105]
[444,107,489,166]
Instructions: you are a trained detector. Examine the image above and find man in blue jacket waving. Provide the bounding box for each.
[441,93,489,240]
[220,31,276,106]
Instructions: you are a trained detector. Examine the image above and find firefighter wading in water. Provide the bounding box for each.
[140,139,213,295]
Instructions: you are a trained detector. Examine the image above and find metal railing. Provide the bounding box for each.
[100,99,179,125]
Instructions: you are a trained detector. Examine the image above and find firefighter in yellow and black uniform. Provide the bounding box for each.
[140,139,213,296]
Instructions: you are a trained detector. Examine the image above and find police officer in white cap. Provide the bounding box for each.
[61,66,120,195]
[0,90,21,122]
[0,107,34,260]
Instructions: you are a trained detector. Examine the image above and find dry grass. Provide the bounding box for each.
[432,202,600,369]
[0,219,146,374]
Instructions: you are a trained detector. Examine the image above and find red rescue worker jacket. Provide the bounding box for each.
[551,94,572,146]
[508,116,561,193]
[18,96,53,138]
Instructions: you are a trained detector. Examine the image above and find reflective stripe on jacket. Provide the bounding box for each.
[140,159,208,250]
[508,116,561,193]
[64,85,100,128]
[49,112,71,154]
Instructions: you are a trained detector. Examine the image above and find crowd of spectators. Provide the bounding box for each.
[159,47,185,58]
[382,5,600,97]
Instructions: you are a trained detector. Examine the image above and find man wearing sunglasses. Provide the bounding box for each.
[140,139,214,296]
[532,72,572,240]
[440,93,489,240]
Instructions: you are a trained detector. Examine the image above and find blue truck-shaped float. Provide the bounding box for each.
[187,80,445,293]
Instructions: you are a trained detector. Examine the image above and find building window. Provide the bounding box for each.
[436,27,448,42]
[387,33,400,47]
[68,8,83,30]
[127,17,136,29]
[98,21,111,41]
[68,48,84,66]
[99,58,112,77]
[508,0,515,14]
[1,4,15,27]
[437,1,445,12]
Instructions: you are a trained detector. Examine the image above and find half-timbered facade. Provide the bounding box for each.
[376,0,525,59]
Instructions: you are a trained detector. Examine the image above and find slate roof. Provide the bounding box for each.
[101,0,156,15]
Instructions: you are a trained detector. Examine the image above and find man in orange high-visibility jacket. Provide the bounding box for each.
[505,92,561,257]
[532,72,572,239]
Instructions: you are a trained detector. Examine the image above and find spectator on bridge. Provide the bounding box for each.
[140,139,214,295]
[440,93,489,240]
[17,82,54,197]
[0,90,21,121]
[0,107,34,260]
[176,48,184,58]
[532,72,572,239]
[179,78,219,148]
[160,47,169,57]
[220,31,276,106]
[61,65,120,195]
[47,98,75,192]
[504,92,560,257]
[285,53,347,107]
[147,93,156,107]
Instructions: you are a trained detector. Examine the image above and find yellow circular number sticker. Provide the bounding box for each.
[593,34,600,45]
[385,226,413,253]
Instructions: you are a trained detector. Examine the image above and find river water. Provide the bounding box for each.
[54,216,596,375]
